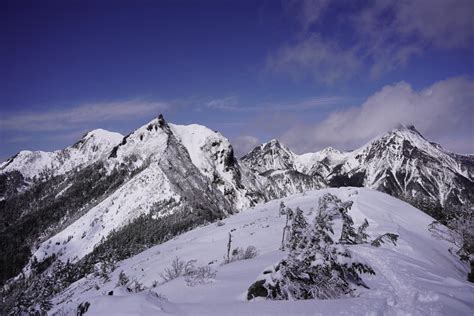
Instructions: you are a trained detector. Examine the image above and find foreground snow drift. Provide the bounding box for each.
[51,188,474,315]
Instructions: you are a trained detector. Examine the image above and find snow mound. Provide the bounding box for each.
[50,188,474,315]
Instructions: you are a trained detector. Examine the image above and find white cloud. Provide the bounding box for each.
[281,76,474,154]
[207,96,239,110]
[394,0,474,50]
[0,99,169,131]
[231,135,260,157]
[266,35,360,84]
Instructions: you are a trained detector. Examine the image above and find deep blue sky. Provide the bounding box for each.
[1,0,473,159]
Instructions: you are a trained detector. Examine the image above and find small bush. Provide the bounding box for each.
[117,270,129,287]
[185,266,217,287]
[224,246,258,264]
[161,257,196,283]
[130,279,145,293]
[243,246,258,259]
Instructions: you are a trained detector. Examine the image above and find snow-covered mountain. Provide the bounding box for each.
[242,125,474,220]
[241,139,325,196]
[326,125,473,218]
[48,188,474,315]
[0,129,123,198]
[0,129,123,179]
[0,115,277,287]
[1,117,472,314]
[20,115,265,265]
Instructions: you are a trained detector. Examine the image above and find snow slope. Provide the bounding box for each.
[50,188,474,315]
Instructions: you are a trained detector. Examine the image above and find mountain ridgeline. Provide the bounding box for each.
[0,115,472,289]
[241,125,473,220]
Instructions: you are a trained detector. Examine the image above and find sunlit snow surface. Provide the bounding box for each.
[51,188,474,315]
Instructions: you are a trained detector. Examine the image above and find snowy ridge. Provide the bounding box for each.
[241,139,324,195]
[0,129,123,179]
[170,123,263,210]
[242,124,473,215]
[50,188,474,315]
[241,139,298,174]
[30,116,245,265]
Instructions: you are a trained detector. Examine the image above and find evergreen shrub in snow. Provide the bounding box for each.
[429,205,474,282]
[248,193,376,301]
[117,270,129,287]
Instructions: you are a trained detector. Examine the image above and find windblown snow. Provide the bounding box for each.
[50,188,474,315]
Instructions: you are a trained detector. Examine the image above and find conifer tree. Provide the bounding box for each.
[249,195,375,301]
[429,205,473,282]
[287,207,308,251]
[339,201,357,244]
[355,219,370,244]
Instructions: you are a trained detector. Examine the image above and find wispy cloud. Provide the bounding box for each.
[206,95,348,112]
[0,99,169,132]
[269,0,474,83]
[207,96,239,110]
[266,35,360,84]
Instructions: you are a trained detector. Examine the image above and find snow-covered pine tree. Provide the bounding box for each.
[248,196,375,301]
[429,205,474,282]
[355,219,370,244]
[338,201,357,244]
[287,207,308,251]
[317,193,343,218]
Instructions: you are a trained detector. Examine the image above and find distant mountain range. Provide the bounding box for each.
[0,114,472,288]
[241,124,473,220]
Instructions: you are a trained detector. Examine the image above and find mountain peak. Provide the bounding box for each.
[265,138,281,146]
[73,129,123,151]
[320,146,343,154]
[261,139,291,152]
[392,124,424,138]
[83,129,123,142]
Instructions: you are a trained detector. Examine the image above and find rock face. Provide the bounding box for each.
[241,139,325,197]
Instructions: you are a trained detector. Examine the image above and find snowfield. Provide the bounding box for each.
[51,188,474,315]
